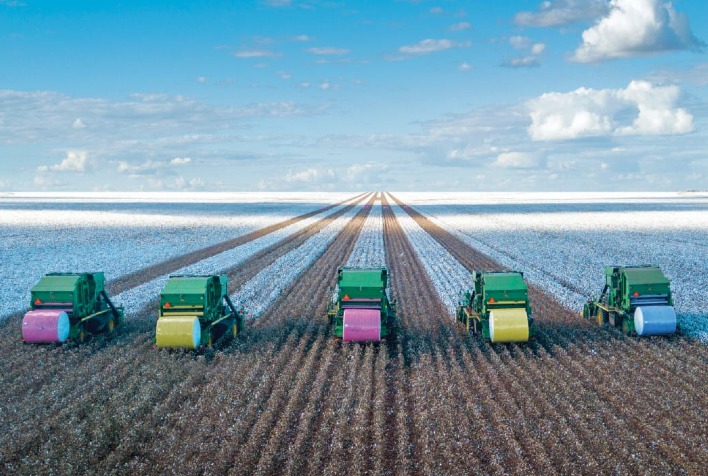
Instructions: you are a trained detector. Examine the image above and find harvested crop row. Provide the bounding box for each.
[388,192,708,473]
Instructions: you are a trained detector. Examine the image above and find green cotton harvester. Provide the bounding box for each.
[582,265,677,336]
[21,272,124,344]
[327,267,396,342]
[456,270,535,343]
[155,274,245,349]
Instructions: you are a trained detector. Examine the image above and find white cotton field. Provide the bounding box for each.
[0,194,351,320]
[233,203,362,318]
[114,200,354,317]
[346,203,385,268]
[391,204,468,316]
[396,192,708,342]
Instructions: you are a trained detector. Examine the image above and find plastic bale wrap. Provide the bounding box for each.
[343,308,381,342]
[489,309,529,343]
[156,316,201,348]
[22,310,70,343]
[634,306,677,336]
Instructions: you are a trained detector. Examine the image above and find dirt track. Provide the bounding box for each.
[0,191,706,475]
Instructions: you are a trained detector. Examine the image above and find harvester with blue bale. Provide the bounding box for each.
[22,272,124,344]
[582,265,677,336]
[155,274,245,349]
[456,270,535,343]
[327,267,396,342]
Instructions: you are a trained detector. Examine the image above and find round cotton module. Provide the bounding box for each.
[489,309,530,343]
[343,308,381,342]
[634,306,677,336]
[156,316,201,349]
[22,310,70,343]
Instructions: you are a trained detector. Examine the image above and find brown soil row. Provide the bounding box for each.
[387,192,708,474]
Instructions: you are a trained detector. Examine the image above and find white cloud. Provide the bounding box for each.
[531,42,546,55]
[319,81,331,90]
[170,157,192,166]
[510,36,531,50]
[573,0,705,63]
[196,76,207,84]
[495,151,542,168]
[72,118,86,129]
[37,150,91,173]
[277,71,292,80]
[0,0,26,6]
[527,80,694,141]
[175,176,205,190]
[307,47,350,55]
[430,7,443,14]
[233,49,278,58]
[449,22,471,31]
[285,167,336,183]
[293,34,312,42]
[263,0,291,6]
[399,39,470,55]
[502,56,540,68]
[458,62,472,71]
[514,0,608,27]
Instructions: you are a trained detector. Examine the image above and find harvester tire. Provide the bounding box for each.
[596,308,607,326]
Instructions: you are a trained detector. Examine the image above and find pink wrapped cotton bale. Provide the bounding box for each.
[22,309,70,343]
[343,308,381,342]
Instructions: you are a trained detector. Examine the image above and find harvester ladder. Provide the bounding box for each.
[99,290,122,321]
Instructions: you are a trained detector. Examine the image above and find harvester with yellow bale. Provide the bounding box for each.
[155,274,244,349]
[456,270,535,343]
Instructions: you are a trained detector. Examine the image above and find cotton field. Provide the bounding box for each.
[1,191,707,475]
[397,192,708,342]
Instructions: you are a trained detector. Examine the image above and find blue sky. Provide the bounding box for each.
[1,0,707,191]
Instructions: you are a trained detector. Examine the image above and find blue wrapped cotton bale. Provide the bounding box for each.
[634,306,677,336]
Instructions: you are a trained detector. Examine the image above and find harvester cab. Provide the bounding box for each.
[456,270,535,343]
[582,265,676,336]
[22,272,124,344]
[155,274,245,349]
[327,266,396,342]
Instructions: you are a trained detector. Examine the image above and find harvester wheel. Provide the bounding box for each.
[596,308,607,326]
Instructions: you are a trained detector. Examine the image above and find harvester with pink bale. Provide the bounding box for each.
[22,272,124,344]
[327,267,396,342]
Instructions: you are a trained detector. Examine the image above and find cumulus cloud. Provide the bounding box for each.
[502,56,540,68]
[458,62,472,71]
[494,151,543,168]
[307,47,350,55]
[37,150,91,173]
[170,157,192,166]
[399,39,470,55]
[285,167,336,183]
[505,37,545,68]
[531,43,546,55]
[293,34,312,42]
[514,0,609,27]
[527,80,694,141]
[72,118,86,129]
[573,0,705,62]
